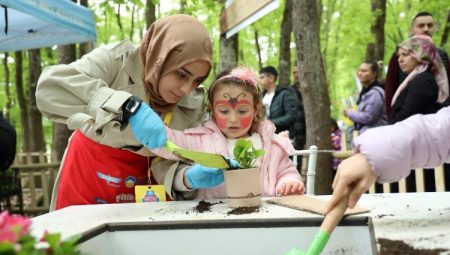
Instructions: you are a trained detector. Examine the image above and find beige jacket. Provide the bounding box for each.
[36,40,204,210]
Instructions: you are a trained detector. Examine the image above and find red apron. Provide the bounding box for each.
[56,130,149,210]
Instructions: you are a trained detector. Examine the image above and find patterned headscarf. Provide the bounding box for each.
[391,35,449,106]
[140,15,213,113]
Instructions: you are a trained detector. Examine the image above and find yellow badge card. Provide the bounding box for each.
[135,185,166,202]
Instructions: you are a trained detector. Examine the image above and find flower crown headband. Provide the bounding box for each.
[209,66,260,97]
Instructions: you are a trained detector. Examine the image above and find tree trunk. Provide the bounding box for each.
[365,0,386,66]
[218,1,239,73]
[316,0,322,23]
[79,0,94,56]
[278,0,293,86]
[321,0,337,72]
[180,0,187,13]
[293,0,332,195]
[327,0,345,109]
[254,28,263,70]
[115,3,123,30]
[79,41,93,58]
[145,0,156,29]
[28,49,46,153]
[3,53,12,120]
[45,48,56,65]
[219,33,239,73]
[441,9,450,47]
[53,45,76,161]
[15,51,31,152]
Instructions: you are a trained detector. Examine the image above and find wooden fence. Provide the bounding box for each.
[9,152,60,215]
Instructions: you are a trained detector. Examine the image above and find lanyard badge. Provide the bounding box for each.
[134,112,173,203]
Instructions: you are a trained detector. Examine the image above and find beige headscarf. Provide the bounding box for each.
[140,15,213,113]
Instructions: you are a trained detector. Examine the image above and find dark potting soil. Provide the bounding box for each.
[193,200,223,213]
[227,206,260,215]
[378,238,448,255]
[376,214,394,219]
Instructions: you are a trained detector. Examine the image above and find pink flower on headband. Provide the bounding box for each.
[230,67,258,88]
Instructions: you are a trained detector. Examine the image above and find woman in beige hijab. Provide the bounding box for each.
[36,15,217,210]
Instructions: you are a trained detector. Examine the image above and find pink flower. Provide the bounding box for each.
[0,211,32,243]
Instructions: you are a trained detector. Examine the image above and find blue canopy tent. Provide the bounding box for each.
[0,0,96,52]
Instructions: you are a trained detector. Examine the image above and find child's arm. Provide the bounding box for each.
[274,147,304,196]
[354,106,450,183]
[326,106,450,213]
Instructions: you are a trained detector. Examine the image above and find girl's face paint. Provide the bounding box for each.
[213,85,255,139]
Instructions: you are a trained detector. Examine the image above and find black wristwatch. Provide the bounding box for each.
[121,96,143,123]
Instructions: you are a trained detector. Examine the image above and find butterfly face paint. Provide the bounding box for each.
[213,86,255,139]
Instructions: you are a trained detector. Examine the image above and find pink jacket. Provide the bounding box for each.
[154,119,302,198]
[353,106,450,183]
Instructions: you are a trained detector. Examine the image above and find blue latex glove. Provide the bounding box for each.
[129,102,167,149]
[227,158,241,169]
[185,164,225,189]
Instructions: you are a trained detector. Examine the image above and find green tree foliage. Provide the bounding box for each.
[321,0,450,118]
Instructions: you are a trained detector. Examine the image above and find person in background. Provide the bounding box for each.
[0,112,16,172]
[344,61,387,133]
[330,118,341,175]
[389,35,448,124]
[288,64,307,172]
[290,64,306,150]
[259,66,302,149]
[326,106,450,213]
[385,11,450,116]
[153,67,305,197]
[388,34,448,193]
[344,61,387,134]
[36,15,216,210]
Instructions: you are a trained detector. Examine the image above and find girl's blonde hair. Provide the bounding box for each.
[207,67,266,133]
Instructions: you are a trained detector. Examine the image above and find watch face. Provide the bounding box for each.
[127,97,142,114]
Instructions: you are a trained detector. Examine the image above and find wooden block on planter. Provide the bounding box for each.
[267,195,369,216]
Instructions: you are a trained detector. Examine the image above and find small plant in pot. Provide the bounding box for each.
[224,139,264,208]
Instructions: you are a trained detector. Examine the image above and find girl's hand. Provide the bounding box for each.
[325,153,378,213]
[277,181,305,196]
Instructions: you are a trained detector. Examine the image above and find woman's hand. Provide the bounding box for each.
[277,181,305,196]
[325,153,377,214]
[343,108,351,117]
[129,102,167,149]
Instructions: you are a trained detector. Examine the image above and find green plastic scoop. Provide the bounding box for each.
[165,140,232,169]
[284,195,349,255]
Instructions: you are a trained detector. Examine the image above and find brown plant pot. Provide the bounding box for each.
[223,167,261,208]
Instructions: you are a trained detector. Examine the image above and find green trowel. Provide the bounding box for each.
[284,195,349,255]
[165,140,233,169]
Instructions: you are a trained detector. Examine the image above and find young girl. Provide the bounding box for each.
[153,67,305,198]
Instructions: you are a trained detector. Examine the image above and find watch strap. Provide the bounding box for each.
[120,96,143,123]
